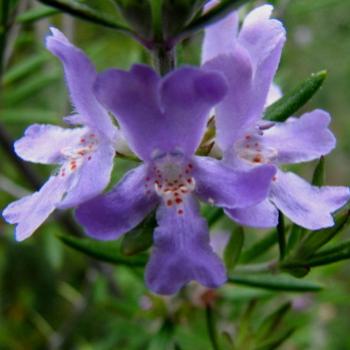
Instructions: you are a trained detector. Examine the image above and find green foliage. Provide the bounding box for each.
[264,71,327,122]
[57,233,148,267]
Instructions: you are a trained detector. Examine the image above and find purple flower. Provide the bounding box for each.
[76,64,276,294]
[2,28,118,241]
[202,5,350,229]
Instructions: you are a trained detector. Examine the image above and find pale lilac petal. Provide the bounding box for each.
[75,164,158,240]
[58,140,115,208]
[14,124,86,164]
[238,5,285,114]
[94,65,227,160]
[204,51,254,150]
[146,195,226,295]
[204,5,286,150]
[201,9,238,63]
[263,110,336,164]
[46,28,115,139]
[2,176,69,241]
[270,171,350,230]
[265,82,282,107]
[225,199,278,228]
[193,156,276,208]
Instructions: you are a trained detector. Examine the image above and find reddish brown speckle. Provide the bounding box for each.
[253,155,262,163]
[177,209,184,215]
[167,200,173,207]
[175,198,182,204]
[272,176,277,181]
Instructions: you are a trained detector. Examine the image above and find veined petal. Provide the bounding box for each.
[263,110,336,164]
[2,176,69,241]
[58,140,115,208]
[225,199,278,228]
[94,65,227,160]
[15,124,86,164]
[46,28,116,139]
[146,195,226,295]
[193,156,276,209]
[75,164,158,240]
[270,171,350,230]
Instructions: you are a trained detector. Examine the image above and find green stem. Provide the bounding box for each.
[277,211,286,261]
[206,305,220,350]
[0,0,10,78]
[152,45,175,76]
[234,261,277,274]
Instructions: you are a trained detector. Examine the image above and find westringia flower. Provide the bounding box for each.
[76,64,276,294]
[2,28,118,241]
[202,5,350,229]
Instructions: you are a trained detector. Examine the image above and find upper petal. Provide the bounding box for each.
[94,64,227,160]
[58,140,115,208]
[270,170,350,230]
[75,164,158,240]
[262,110,336,164]
[192,156,276,209]
[145,195,226,295]
[204,5,286,150]
[201,8,239,63]
[46,28,116,139]
[15,124,86,164]
[2,176,69,241]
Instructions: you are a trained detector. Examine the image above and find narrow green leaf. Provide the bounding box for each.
[256,302,292,340]
[3,72,60,105]
[57,234,147,267]
[121,214,156,256]
[289,210,350,260]
[16,5,59,24]
[294,240,350,268]
[240,230,277,263]
[3,53,48,85]
[264,71,327,122]
[286,224,305,253]
[205,305,221,350]
[176,0,251,41]
[256,327,296,350]
[202,206,224,227]
[224,226,244,271]
[228,274,323,292]
[38,0,131,32]
[283,210,349,277]
[277,211,286,261]
[0,108,57,123]
[312,156,326,186]
[112,0,152,39]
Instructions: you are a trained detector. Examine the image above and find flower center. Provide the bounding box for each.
[59,132,98,177]
[235,122,278,165]
[145,153,195,215]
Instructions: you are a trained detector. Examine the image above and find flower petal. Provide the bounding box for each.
[265,82,282,107]
[263,110,336,164]
[75,164,158,240]
[145,195,226,295]
[94,65,227,160]
[225,199,278,228]
[46,28,116,139]
[201,9,239,63]
[270,171,350,230]
[204,5,285,151]
[58,140,115,208]
[2,176,69,241]
[193,156,276,208]
[14,124,86,164]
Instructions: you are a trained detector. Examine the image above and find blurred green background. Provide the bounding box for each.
[0,0,350,349]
